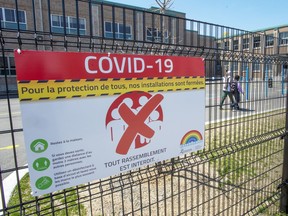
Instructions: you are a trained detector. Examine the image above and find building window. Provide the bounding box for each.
[223,61,229,71]
[146,27,168,43]
[265,64,273,77]
[104,21,132,40]
[279,32,288,45]
[266,64,272,71]
[0,7,26,30]
[224,41,230,50]
[265,34,274,47]
[69,17,85,29]
[242,62,248,72]
[0,56,16,76]
[253,36,261,48]
[216,42,222,49]
[51,14,86,35]
[52,15,64,27]
[233,40,239,50]
[253,61,261,72]
[242,38,249,50]
[232,62,238,72]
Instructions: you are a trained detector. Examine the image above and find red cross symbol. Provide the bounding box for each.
[116,94,164,155]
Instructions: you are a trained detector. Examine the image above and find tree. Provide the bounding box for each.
[150,0,176,45]
[155,0,174,14]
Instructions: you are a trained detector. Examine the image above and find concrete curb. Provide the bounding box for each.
[0,168,28,215]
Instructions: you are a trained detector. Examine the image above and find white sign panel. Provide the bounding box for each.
[15,51,205,195]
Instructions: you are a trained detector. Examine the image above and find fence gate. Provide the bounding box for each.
[0,1,288,215]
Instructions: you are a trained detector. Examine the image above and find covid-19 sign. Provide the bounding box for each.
[15,50,205,196]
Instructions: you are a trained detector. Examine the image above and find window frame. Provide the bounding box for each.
[265,34,274,47]
[51,14,86,35]
[68,16,86,30]
[242,38,249,50]
[104,21,132,40]
[233,39,239,51]
[265,63,272,72]
[146,27,168,43]
[252,61,261,72]
[253,36,261,49]
[51,14,64,28]
[216,42,222,49]
[4,8,16,22]
[242,62,249,72]
[279,32,288,45]
[0,56,16,76]
[224,41,230,50]
[232,61,238,72]
[0,7,26,29]
[223,61,229,71]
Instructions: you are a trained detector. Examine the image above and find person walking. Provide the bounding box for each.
[230,74,244,110]
[220,70,234,110]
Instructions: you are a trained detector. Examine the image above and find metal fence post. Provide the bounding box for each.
[265,64,268,98]
[245,66,249,100]
[282,64,285,96]
[280,75,288,213]
[0,167,6,216]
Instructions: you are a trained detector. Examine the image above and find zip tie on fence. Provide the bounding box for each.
[17,32,22,50]
[34,33,38,47]
[89,38,95,52]
[101,42,107,52]
[124,42,129,53]
[114,43,119,53]
[64,36,68,51]
[277,180,288,190]
[77,37,81,52]
[121,41,127,52]
[50,34,53,50]
[280,130,288,140]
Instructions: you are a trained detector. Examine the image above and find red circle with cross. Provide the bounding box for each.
[106,91,164,155]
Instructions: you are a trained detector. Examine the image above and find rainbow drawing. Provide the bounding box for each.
[180,130,203,145]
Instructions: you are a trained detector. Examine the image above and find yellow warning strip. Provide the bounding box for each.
[18,77,205,101]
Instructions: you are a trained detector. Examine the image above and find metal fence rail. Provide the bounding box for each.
[0,1,287,215]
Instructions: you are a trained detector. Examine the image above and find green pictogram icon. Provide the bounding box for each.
[35,176,52,190]
[33,157,50,171]
[30,139,48,153]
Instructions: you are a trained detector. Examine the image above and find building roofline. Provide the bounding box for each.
[252,24,288,33]
[92,0,186,17]
[93,0,146,11]
[149,6,186,17]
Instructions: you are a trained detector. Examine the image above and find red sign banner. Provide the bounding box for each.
[15,50,204,81]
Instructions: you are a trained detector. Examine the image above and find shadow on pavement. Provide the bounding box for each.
[238,108,255,112]
[220,108,255,112]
